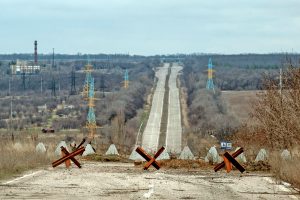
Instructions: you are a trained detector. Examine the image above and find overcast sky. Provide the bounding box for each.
[0,0,299,55]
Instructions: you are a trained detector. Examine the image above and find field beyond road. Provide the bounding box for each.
[0,161,299,200]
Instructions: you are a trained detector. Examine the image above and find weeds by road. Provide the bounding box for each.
[0,139,54,180]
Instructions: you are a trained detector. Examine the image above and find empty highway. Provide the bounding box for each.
[141,63,169,152]
[166,64,183,154]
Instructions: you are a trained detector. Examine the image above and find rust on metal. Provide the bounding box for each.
[76,138,86,150]
[223,152,245,173]
[214,147,245,173]
[52,146,85,168]
[61,149,71,168]
[135,146,165,170]
[223,155,232,173]
[61,146,82,168]
[214,147,243,172]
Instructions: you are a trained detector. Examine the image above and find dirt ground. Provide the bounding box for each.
[0,161,299,200]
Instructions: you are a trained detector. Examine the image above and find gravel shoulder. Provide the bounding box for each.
[1,161,299,200]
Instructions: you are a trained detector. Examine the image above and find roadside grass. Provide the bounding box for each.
[0,140,54,180]
[269,154,300,189]
[0,131,82,180]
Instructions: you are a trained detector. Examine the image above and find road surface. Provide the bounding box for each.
[166,64,183,154]
[1,162,298,200]
[141,64,169,152]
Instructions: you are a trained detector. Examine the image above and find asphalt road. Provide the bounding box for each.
[1,162,298,200]
[141,64,169,152]
[166,64,183,154]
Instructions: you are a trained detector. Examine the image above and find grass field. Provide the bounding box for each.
[222,90,259,123]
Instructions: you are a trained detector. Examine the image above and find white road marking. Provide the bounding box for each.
[5,170,44,185]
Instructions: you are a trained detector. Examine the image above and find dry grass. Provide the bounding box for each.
[0,140,54,180]
[0,131,84,180]
[221,90,258,123]
[269,154,300,189]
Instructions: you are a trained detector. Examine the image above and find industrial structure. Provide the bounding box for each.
[82,63,97,140]
[10,60,40,75]
[10,41,40,75]
[206,58,215,92]
[124,68,129,89]
[34,40,38,65]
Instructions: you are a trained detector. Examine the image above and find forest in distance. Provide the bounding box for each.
[0,53,299,145]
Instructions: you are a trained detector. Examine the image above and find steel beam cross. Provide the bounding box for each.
[52,146,85,168]
[214,147,245,173]
[135,146,165,170]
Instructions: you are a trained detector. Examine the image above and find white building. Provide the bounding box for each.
[11,60,40,75]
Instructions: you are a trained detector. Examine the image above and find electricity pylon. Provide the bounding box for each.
[70,68,77,95]
[206,58,215,93]
[124,68,129,89]
[82,63,98,140]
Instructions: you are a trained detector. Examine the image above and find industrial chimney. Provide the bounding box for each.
[34,40,38,65]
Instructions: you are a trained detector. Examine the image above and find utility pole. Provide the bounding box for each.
[51,78,56,97]
[100,74,105,97]
[9,77,14,141]
[51,48,56,97]
[279,68,282,95]
[40,75,43,94]
[8,77,11,96]
[22,72,26,91]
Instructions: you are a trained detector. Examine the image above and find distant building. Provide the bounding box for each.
[37,104,47,113]
[10,60,40,75]
[57,101,75,110]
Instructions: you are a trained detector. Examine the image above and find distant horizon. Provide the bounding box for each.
[0,51,299,57]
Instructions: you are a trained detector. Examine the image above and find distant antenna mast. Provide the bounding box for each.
[206,58,215,93]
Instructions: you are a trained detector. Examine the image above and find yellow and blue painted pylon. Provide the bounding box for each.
[206,58,215,92]
[124,68,129,89]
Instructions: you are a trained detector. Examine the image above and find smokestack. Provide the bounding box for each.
[34,40,38,65]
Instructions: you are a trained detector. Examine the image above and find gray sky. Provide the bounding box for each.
[0,0,299,55]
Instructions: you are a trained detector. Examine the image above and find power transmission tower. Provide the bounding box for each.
[206,58,215,93]
[82,62,98,141]
[51,78,56,97]
[40,75,43,94]
[70,68,77,95]
[100,73,105,97]
[22,72,26,91]
[124,68,129,89]
[51,48,56,97]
